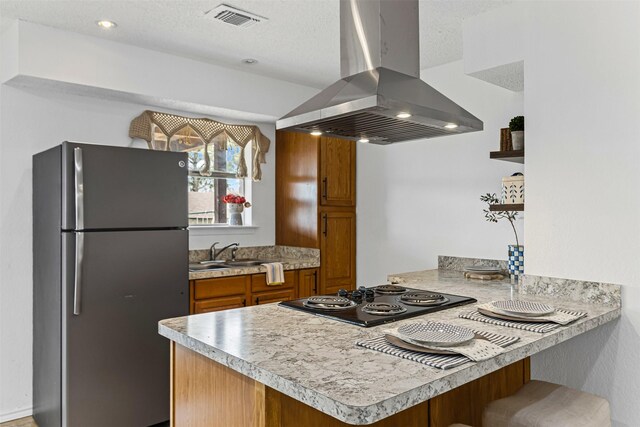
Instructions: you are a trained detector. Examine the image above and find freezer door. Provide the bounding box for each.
[62,229,188,427]
[61,142,188,230]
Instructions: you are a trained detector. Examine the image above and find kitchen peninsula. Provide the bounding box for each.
[159,259,621,426]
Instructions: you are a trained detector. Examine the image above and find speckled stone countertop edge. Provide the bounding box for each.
[188,258,320,280]
[158,282,622,425]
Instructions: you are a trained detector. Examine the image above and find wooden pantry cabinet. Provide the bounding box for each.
[276,131,357,294]
[189,268,319,314]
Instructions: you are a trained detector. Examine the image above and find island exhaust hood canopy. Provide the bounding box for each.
[276,0,483,144]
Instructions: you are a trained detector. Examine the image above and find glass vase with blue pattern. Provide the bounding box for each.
[508,245,524,282]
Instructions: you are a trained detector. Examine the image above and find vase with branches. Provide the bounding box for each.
[481,193,524,279]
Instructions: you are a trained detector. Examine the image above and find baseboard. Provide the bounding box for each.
[0,407,32,423]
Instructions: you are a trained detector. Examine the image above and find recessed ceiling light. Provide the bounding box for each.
[96,20,117,29]
[358,138,370,143]
[396,112,412,119]
[310,130,322,136]
[444,123,459,129]
[242,58,258,64]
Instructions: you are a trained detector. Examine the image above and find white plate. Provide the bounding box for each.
[397,322,475,347]
[490,300,555,317]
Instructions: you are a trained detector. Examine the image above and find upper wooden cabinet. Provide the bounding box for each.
[320,136,356,207]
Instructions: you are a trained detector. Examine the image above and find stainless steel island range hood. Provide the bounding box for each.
[276,0,483,144]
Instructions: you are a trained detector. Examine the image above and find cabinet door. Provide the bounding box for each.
[251,270,296,294]
[320,137,356,207]
[298,268,319,298]
[190,275,249,314]
[194,296,247,314]
[320,210,356,293]
[252,289,296,306]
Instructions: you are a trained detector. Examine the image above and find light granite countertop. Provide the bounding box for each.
[159,267,621,425]
[188,245,320,280]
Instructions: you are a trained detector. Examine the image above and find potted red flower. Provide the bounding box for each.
[222,193,251,225]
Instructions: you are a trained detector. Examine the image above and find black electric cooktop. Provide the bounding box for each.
[279,284,477,327]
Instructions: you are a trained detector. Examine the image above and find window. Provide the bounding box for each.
[129,110,272,227]
[153,125,250,226]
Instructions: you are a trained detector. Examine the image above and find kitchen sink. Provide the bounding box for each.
[222,259,271,267]
[188,262,228,271]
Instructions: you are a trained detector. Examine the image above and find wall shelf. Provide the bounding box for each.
[490,149,524,164]
[489,203,524,212]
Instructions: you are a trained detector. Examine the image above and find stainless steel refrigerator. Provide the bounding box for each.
[33,142,189,427]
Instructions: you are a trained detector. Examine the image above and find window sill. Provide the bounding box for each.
[188,225,258,235]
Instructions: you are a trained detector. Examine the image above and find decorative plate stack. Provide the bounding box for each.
[479,300,556,322]
[463,266,505,281]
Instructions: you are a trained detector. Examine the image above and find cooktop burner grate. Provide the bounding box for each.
[399,292,449,306]
[373,284,407,295]
[303,296,357,310]
[361,302,407,316]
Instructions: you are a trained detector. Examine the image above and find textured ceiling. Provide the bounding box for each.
[0,0,511,88]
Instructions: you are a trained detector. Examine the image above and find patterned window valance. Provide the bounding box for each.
[129,110,271,181]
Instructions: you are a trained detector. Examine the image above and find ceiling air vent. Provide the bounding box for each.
[205,4,267,28]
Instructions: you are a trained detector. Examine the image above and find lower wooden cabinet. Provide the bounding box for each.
[252,289,296,306]
[194,295,246,313]
[298,268,319,298]
[190,268,319,314]
[190,276,249,314]
[320,209,356,294]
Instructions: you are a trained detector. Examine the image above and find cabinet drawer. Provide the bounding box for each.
[252,289,296,306]
[194,296,246,314]
[193,276,248,300]
[251,270,296,293]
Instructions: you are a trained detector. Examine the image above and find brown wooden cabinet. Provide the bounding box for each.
[276,131,357,292]
[190,276,249,314]
[172,342,530,427]
[298,268,319,298]
[320,209,356,294]
[320,136,356,207]
[190,269,305,314]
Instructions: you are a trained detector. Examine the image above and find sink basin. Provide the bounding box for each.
[189,262,228,271]
[222,259,271,267]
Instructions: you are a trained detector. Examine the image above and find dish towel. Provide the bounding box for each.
[356,328,519,370]
[262,262,285,285]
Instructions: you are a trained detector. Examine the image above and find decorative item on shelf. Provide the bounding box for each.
[500,128,513,151]
[509,116,524,150]
[501,173,525,204]
[222,194,251,226]
[480,193,523,282]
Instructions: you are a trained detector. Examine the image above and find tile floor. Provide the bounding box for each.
[0,417,37,427]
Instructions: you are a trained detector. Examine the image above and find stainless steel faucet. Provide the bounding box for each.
[210,242,239,260]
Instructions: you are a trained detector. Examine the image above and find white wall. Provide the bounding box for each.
[521,2,640,426]
[357,60,524,285]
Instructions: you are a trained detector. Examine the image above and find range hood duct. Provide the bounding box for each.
[276,0,483,144]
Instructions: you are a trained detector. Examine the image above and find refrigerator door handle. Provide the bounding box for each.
[73,232,84,315]
[74,147,84,230]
